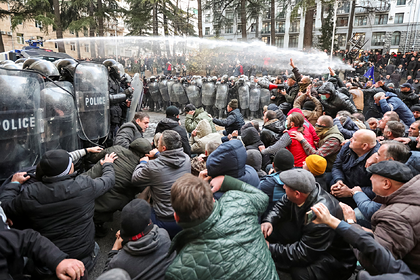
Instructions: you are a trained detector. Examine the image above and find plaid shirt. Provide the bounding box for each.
[300,137,341,158]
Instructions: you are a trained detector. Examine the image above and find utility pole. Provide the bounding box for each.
[330,0,339,62]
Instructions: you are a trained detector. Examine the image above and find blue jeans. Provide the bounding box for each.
[150,208,182,239]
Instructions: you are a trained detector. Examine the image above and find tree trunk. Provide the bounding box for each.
[270,0,275,45]
[97,0,105,58]
[197,0,203,37]
[303,7,315,49]
[255,16,259,40]
[346,0,356,49]
[53,0,65,53]
[153,2,158,36]
[89,0,97,59]
[76,31,81,59]
[241,0,247,40]
[164,14,171,57]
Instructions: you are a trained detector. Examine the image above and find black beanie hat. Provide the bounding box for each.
[166,106,180,117]
[36,149,72,181]
[184,104,196,113]
[302,100,315,111]
[273,149,294,171]
[120,199,153,245]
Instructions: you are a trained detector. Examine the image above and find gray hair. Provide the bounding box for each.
[374,92,386,100]
[385,121,405,138]
[381,140,411,163]
[205,141,221,156]
[160,130,182,151]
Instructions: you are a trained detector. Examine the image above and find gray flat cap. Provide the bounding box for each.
[279,169,316,193]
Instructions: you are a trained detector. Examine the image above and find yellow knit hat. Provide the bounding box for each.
[305,155,327,176]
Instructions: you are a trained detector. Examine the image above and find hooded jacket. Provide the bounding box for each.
[165,176,279,280]
[376,92,416,126]
[371,174,420,275]
[132,148,190,219]
[185,107,217,133]
[155,117,191,156]
[189,120,222,154]
[114,121,144,149]
[261,119,285,148]
[104,225,175,280]
[318,82,357,116]
[207,140,260,190]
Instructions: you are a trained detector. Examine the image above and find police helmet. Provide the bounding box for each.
[28,60,60,79]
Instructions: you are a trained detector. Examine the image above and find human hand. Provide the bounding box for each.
[192,130,197,137]
[328,67,335,76]
[341,139,350,146]
[377,80,384,87]
[351,186,362,196]
[261,222,273,238]
[306,85,312,97]
[289,131,304,142]
[290,58,295,69]
[268,168,274,175]
[198,169,209,180]
[365,153,378,168]
[280,90,287,96]
[271,95,276,100]
[380,95,389,100]
[11,172,30,184]
[209,175,224,193]
[100,152,118,165]
[228,134,232,140]
[393,137,411,145]
[55,259,85,280]
[258,145,266,152]
[376,136,384,142]
[331,183,352,198]
[232,130,238,137]
[146,148,159,158]
[187,111,194,115]
[311,202,332,224]
[87,146,103,153]
[112,234,124,251]
[339,202,357,221]
[139,156,149,163]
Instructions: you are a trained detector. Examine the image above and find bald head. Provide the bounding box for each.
[318,116,334,128]
[356,130,377,147]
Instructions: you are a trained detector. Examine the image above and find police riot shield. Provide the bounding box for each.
[74,63,110,141]
[215,82,228,110]
[0,69,43,182]
[194,76,203,88]
[167,80,177,103]
[159,79,170,102]
[238,84,250,109]
[127,73,143,122]
[42,81,79,153]
[249,85,261,112]
[202,81,216,106]
[173,82,188,104]
[149,81,162,102]
[185,83,202,108]
[260,88,271,109]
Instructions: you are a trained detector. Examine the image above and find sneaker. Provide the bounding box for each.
[95,223,108,238]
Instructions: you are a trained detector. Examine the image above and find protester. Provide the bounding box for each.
[184,104,216,133]
[189,119,222,154]
[115,112,150,149]
[212,99,245,142]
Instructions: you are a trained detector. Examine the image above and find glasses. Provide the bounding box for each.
[315,123,328,128]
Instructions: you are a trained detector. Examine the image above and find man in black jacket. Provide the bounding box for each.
[114,112,150,149]
[260,110,285,148]
[212,99,245,142]
[261,169,356,280]
[378,81,419,109]
[155,106,191,156]
[0,149,116,273]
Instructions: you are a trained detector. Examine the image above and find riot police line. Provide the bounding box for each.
[0,58,143,183]
[144,74,273,119]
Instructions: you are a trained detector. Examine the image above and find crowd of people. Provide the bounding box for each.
[1,52,420,280]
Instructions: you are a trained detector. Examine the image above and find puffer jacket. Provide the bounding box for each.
[333,117,359,139]
[212,108,245,135]
[376,92,416,126]
[189,119,222,154]
[207,140,260,189]
[104,225,175,280]
[0,164,115,262]
[114,121,144,149]
[185,107,216,133]
[165,176,279,280]
[131,148,191,219]
[371,174,420,275]
[264,184,356,279]
[318,82,357,116]
[85,138,152,197]
[261,119,285,148]
[155,117,191,156]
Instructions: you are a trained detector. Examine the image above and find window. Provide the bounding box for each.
[337,2,350,14]
[278,10,286,18]
[84,44,90,52]
[276,21,285,33]
[37,36,43,46]
[226,12,233,20]
[225,25,233,33]
[17,33,24,44]
[250,23,256,32]
[69,30,75,35]
[262,36,270,44]
[397,0,406,5]
[289,36,298,48]
[237,25,242,33]
[372,32,386,46]
[395,13,404,24]
[335,34,346,47]
[205,14,210,23]
[205,27,210,35]
[35,20,42,28]
[337,17,348,27]
[265,9,271,19]
[391,31,401,45]
[70,42,76,51]
[262,22,271,34]
[375,14,388,25]
[54,42,58,49]
[276,36,284,48]
[355,16,368,26]
[290,20,300,33]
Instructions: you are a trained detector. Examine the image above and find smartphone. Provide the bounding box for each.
[304,210,316,225]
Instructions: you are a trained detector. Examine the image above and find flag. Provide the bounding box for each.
[364,66,375,83]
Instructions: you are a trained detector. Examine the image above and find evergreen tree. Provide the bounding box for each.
[318,3,336,52]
